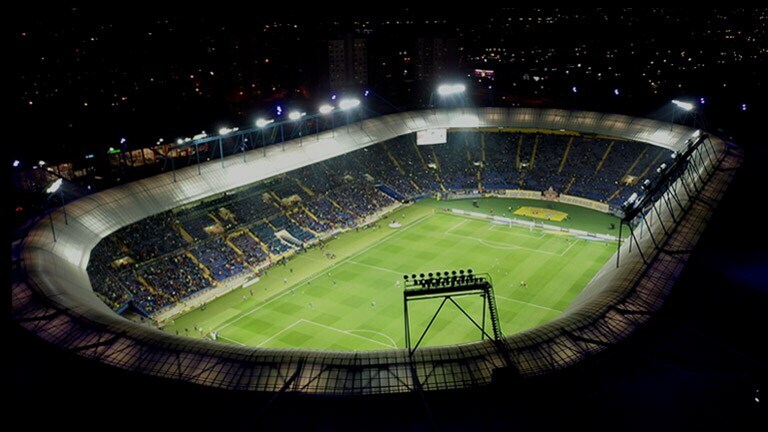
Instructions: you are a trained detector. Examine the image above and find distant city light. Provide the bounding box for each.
[699,97,706,104]
[120,137,127,144]
[85,154,95,159]
[319,104,334,114]
[255,118,274,128]
[331,94,337,100]
[12,160,20,167]
[741,103,748,111]
[276,105,283,116]
[672,99,694,111]
[572,86,578,93]
[614,88,620,96]
[437,83,466,96]
[364,90,370,97]
[339,98,361,110]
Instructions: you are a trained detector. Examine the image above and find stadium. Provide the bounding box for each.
[13,107,739,395]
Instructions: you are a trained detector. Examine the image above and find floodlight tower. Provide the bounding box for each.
[255,118,275,156]
[318,104,335,138]
[339,98,361,132]
[45,178,66,242]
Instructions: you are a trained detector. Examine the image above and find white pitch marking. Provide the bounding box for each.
[495,294,563,313]
[301,319,397,349]
[346,329,398,348]
[256,320,303,347]
[348,260,403,276]
[216,335,246,346]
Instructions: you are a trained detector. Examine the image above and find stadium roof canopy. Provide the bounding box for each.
[13,108,735,394]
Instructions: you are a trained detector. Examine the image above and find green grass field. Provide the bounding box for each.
[164,198,620,351]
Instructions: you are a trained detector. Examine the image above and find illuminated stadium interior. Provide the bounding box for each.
[13,108,739,394]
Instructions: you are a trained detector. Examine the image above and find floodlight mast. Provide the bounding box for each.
[45,178,68,242]
[671,99,694,111]
[402,270,502,355]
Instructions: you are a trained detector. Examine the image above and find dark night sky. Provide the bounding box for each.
[12,8,767,163]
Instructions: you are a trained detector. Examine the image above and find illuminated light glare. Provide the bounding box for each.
[255,118,274,128]
[672,99,694,111]
[364,90,370,97]
[120,137,127,144]
[699,97,706,104]
[192,132,207,140]
[318,104,334,114]
[46,178,63,194]
[437,83,466,96]
[39,160,46,166]
[614,88,620,95]
[339,98,361,110]
[288,111,306,121]
[13,160,20,167]
[177,138,184,145]
[572,86,578,93]
[741,103,748,111]
[276,105,283,115]
[692,130,701,138]
[331,94,337,100]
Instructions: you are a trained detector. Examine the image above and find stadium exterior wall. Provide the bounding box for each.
[12,108,738,394]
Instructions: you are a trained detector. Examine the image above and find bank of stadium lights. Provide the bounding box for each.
[288,111,306,121]
[218,127,238,136]
[192,132,207,140]
[436,83,466,96]
[318,104,334,114]
[403,269,478,289]
[255,118,274,128]
[622,192,639,211]
[338,98,361,110]
[46,178,63,194]
[671,99,694,111]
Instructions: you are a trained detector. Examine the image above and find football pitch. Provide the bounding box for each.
[164,198,620,351]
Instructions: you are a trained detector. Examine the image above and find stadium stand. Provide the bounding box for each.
[87,130,661,317]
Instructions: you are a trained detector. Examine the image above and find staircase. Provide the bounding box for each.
[485,285,503,340]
